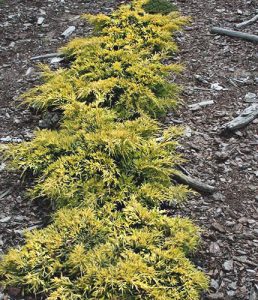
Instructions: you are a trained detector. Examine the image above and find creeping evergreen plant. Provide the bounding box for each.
[0,0,208,298]
[7,103,188,209]
[23,0,188,119]
[0,202,208,299]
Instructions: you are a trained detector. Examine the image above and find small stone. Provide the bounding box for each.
[39,9,46,15]
[9,41,15,48]
[211,222,226,233]
[209,242,221,254]
[210,279,219,290]
[254,229,258,237]
[249,285,258,300]
[25,67,33,76]
[212,192,225,202]
[234,256,248,264]
[24,22,32,28]
[0,163,6,172]
[228,281,237,290]
[14,215,26,222]
[247,219,256,224]
[238,217,248,224]
[194,74,209,84]
[245,92,257,103]
[225,221,235,227]
[211,83,224,91]
[207,292,225,300]
[215,151,229,162]
[247,269,256,274]
[0,216,11,223]
[233,223,243,233]
[227,290,236,296]
[223,260,234,271]
[239,286,248,294]
[61,26,76,38]
[184,126,192,137]
[249,185,257,191]
[50,57,63,64]
[37,17,45,25]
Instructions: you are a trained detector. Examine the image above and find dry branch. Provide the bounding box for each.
[31,53,62,60]
[174,172,216,194]
[222,104,258,131]
[210,27,258,43]
[236,14,258,29]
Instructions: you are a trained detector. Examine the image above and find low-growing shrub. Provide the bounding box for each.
[0,0,208,299]
[0,202,208,299]
[7,103,188,209]
[23,0,188,119]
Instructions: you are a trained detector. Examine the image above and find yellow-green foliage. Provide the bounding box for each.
[0,0,208,299]
[23,0,188,119]
[8,103,187,209]
[0,202,208,299]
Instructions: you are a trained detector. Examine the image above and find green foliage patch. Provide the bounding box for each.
[0,0,208,299]
[143,0,177,15]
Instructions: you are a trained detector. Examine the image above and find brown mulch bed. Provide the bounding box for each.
[0,0,257,299]
[173,0,258,299]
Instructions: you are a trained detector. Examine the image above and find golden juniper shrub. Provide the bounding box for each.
[23,0,188,119]
[0,202,208,299]
[0,0,209,299]
[7,103,188,209]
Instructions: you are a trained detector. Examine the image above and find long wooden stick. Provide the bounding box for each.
[173,172,216,194]
[210,27,258,43]
[236,14,258,29]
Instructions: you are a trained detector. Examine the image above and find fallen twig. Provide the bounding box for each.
[222,104,258,131]
[210,27,258,43]
[235,14,258,29]
[173,171,216,194]
[188,100,214,111]
[31,53,62,60]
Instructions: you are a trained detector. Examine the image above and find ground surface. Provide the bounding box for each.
[0,0,257,299]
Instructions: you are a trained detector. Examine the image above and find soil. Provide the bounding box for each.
[0,0,257,299]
